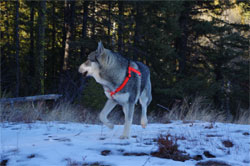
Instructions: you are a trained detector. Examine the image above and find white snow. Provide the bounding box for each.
[1,121,250,166]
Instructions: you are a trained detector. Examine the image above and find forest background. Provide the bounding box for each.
[0,0,249,121]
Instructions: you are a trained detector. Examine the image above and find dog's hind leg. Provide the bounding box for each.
[99,99,117,129]
[139,85,152,129]
[120,103,135,139]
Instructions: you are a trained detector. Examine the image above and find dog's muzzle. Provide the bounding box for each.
[82,71,88,77]
[78,65,88,77]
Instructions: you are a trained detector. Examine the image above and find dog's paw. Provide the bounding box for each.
[141,119,148,129]
[119,135,129,139]
[106,123,114,130]
[141,123,147,129]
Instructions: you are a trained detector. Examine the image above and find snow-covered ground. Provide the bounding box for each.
[1,121,250,166]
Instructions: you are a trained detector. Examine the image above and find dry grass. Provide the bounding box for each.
[44,103,82,122]
[234,108,250,124]
[0,103,43,123]
[0,102,98,123]
[152,97,250,124]
[1,96,249,124]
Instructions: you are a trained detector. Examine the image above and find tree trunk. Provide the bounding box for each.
[118,1,124,53]
[91,1,96,39]
[37,1,46,94]
[29,1,35,94]
[175,2,190,74]
[63,0,75,71]
[133,2,140,61]
[52,1,56,79]
[63,0,70,71]
[14,0,20,97]
[81,1,89,60]
[108,1,112,47]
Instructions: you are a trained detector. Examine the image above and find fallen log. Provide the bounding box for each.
[0,94,62,104]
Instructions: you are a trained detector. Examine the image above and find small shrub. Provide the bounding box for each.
[151,134,191,162]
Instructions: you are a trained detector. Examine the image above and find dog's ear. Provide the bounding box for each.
[97,41,104,56]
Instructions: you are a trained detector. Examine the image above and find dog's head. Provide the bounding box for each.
[79,41,106,77]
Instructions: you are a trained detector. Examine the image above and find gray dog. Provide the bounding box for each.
[79,41,152,139]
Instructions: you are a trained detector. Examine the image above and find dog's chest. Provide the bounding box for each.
[104,90,129,103]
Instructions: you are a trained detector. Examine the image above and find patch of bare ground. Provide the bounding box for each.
[53,137,71,142]
[196,160,230,166]
[0,159,8,166]
[206,134,223,137]
[204,123,215,129]
[99,137,106,140]
[101,150,111,156]
[222,140,234,148]
[243,132,249,136]
[123,152,148,156]
[193,155,203,161]
[203,151,216,158]
[27,154,36,159]
[82,162,110,166]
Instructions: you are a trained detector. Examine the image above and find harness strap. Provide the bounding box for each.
[109,66,141,98]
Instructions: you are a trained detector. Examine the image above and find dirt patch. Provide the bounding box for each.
[117,149,124,153]
[243,132,249,136]
[222,140,234,148]
[193,155,203,161]
[53,137,71,142]
[151,151,191,162]
[82,162,110,166]
[123,152,148,156]
[0,159,8,166]
[206,134,223,137]
[203,151,216,158]
[99,137,106,140]
[196,160,230,166]
[101,150,111,156]
[27,154,36,159]
[204,123,214,129]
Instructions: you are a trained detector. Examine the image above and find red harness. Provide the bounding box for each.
[109,66,141,98]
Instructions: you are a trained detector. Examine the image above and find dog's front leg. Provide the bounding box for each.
[99,99,117,129]
[120,103,135,139]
